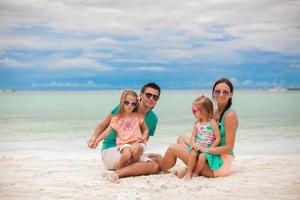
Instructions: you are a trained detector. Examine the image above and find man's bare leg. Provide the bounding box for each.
[115,161,160,178]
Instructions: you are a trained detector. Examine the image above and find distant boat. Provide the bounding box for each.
[287,87,300,91]
[268,78,287,92]
[0,88,16,93]
[269,87,287,92]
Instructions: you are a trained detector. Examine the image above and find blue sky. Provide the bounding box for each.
[0,0,300,90]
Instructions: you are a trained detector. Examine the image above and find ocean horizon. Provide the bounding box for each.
[1,90,300,157]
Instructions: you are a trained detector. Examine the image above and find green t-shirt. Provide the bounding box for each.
[101,105,158,151]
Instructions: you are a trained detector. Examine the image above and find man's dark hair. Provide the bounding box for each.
[141,82,161,96]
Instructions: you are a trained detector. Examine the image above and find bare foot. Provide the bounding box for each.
[174,168,187,178]
[102,171,120,183]
[183,173,192,181]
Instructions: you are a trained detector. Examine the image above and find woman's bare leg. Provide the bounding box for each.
[159,144,190,171]
[200,162,215,177]
[177,135,191,145]
[171,135,191,178]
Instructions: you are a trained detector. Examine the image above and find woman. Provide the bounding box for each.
[159,78,238,177]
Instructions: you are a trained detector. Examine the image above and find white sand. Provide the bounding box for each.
[1,153,299,200]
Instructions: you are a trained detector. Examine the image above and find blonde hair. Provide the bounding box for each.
[193,95,214,121]
[118,90,139,116]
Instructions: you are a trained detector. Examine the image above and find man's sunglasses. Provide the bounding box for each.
[123,100,138,107]
[144,93,159,101]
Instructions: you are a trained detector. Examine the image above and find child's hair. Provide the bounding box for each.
[118,90,139,116]
[193,95,214,121]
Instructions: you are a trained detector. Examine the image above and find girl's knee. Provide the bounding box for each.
[199,153,206,160]
[131,145,143,155]
[122,150,132,160]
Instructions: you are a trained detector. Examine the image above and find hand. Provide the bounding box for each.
[137,136,147,143]
[193,144,208,153]
[87,139,96,149]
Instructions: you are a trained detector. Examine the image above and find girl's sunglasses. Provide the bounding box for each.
[123,100,137,107]
[144,93,159,101]
[192,108,200,114]
[214,89,230,97]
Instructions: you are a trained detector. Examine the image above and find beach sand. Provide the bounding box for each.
[1,152,299,200]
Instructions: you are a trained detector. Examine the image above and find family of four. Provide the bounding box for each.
[87,78,238,183]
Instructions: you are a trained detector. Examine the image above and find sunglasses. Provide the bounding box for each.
[123,100,137,107]
[144,93,159,101]
[192,108,200,114]
[214,89,230,97]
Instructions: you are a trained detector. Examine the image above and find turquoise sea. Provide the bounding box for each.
[0,90,300,157]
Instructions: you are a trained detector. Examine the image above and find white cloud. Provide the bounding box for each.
[242,79,254,86]
[0,57,18,66]
[289,64,300,68]
[31,80,114,88]
[126,66,167,72]
[49,56,116,71]
[0,0,299,69]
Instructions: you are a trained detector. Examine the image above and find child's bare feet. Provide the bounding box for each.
[183,173,192,181]
[102,171,120,183]
[174,168,187,178]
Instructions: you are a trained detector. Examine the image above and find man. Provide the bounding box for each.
[87,82,161,182]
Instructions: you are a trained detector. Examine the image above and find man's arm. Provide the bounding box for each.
[87,113,113,148]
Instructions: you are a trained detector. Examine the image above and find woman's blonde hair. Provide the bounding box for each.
[193,95,214,121]
[118,90,139,116]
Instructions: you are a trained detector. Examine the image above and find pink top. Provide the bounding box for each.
[109,113,144,148]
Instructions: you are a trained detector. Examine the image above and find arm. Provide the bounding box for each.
[209,119,221,148]
[190,121,197,147]
[87,113,113,148]
[92,126,113,148]
[200,111,238,154]
[140,117,149,143]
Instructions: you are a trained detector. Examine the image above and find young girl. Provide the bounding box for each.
[93,90,149,170]
[184,95,221,180]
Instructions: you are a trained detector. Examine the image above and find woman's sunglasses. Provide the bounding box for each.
[214,89,230,97]
[123,100,137,107]
[144,93,159,101]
